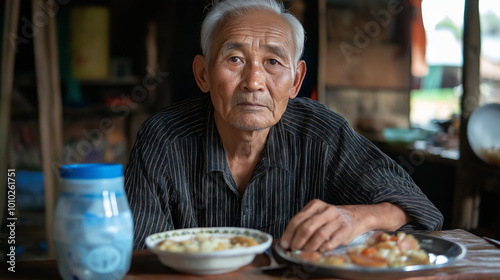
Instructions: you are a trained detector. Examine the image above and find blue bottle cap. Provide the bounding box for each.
[60,163,123,179]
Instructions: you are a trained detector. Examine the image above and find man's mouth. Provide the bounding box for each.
[238,102,265,107]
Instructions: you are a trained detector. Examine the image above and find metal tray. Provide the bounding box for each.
[275,232,466,279]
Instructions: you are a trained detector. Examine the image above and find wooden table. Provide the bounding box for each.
[2,229,500,280]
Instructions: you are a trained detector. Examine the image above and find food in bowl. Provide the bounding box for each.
[467,103,500,166]
[145,227,273,275]
[156,234,258,252]
[293,232,430,268]
[478,147,500,166]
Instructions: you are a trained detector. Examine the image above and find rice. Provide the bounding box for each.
[156,234,258,252]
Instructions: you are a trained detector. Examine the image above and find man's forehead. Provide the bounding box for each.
[211,9,294,56]
[221,41,289,59]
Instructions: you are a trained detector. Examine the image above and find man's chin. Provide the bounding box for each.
[232,121,272,132]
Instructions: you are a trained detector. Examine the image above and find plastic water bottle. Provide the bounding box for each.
[53,163,133,280]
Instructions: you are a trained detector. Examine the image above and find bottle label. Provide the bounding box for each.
[85,245,122,273]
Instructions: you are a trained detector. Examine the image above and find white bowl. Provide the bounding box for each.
[467,103,500,166]
[145,227,273,275]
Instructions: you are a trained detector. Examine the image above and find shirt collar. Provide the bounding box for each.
[204,102,229,173]
[265,120,290,173]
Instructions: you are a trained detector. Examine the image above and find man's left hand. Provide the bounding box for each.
[279,199,411,252]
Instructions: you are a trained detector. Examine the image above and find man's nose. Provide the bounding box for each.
[242,63,265,92]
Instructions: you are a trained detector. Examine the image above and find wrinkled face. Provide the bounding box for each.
[199,9,305,131]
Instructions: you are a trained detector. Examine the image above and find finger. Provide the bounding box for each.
[289,201,342,251]
[289,211,331,251]
[300,221,341,252]
[319,227,352,253]
[280,213,309,249]
[280,199,326,250]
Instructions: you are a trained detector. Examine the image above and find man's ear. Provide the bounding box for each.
[289,60,307,99]
[193,55,210,93]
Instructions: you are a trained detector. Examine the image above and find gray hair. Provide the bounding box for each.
[200,0,305,68]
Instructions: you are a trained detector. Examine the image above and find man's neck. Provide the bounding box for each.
[214,116,270,195]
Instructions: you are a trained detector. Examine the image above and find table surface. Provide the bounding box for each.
[2,229,500,280]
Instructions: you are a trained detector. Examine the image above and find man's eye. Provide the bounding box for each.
[229,57,240,63]
[269,59,278,65]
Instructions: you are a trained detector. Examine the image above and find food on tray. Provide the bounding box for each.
[156,234,258,252]
[293,232,430,268]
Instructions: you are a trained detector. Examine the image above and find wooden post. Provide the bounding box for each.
[317,0,327,105]
[32,0,63,258]
[453,0,481,230]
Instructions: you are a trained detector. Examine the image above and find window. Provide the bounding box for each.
[410,0,463,128]
[410,0,500,128]
[479,0,500,105]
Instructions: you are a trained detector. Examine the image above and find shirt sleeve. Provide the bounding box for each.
[124,128,175,250]
[326,121,444,232]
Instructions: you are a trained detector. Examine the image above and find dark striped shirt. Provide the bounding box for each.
[125,96,443,249]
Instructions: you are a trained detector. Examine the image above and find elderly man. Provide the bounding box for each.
[125,0,443,251]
